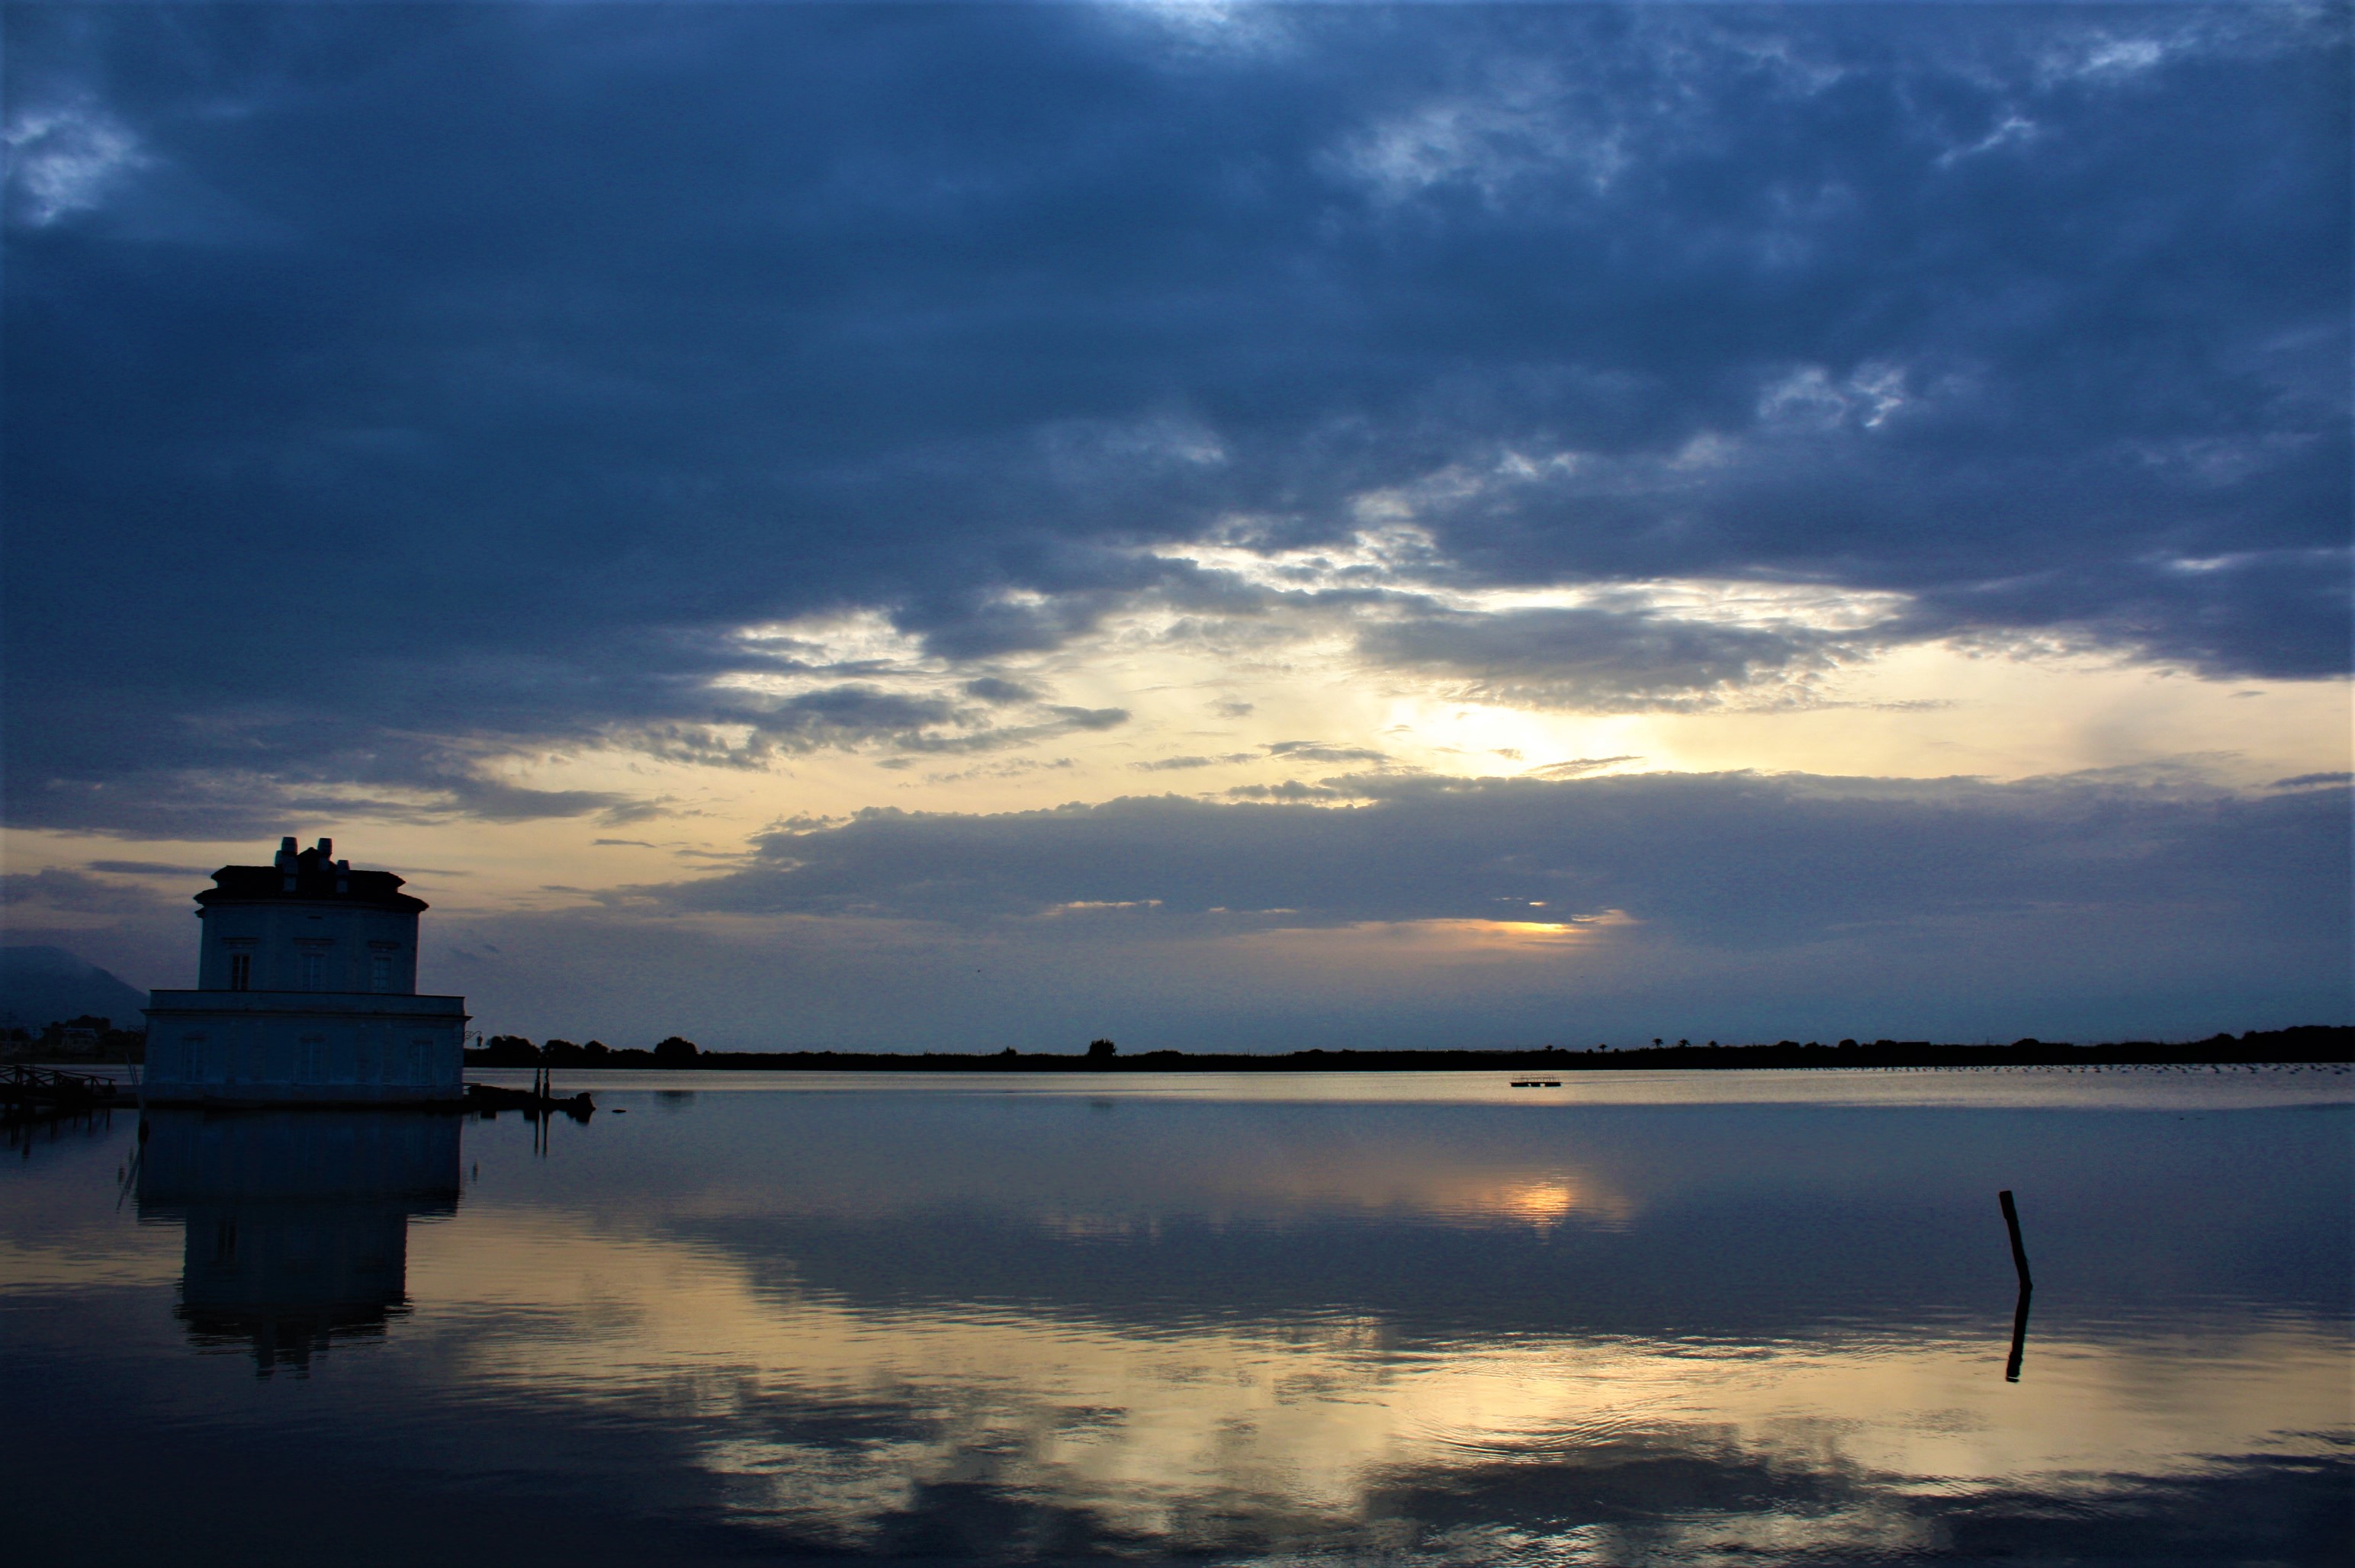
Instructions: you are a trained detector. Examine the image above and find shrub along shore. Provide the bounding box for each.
[467,1024,2350,1072]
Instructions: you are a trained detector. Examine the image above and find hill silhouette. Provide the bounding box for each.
[1,946,150,1033]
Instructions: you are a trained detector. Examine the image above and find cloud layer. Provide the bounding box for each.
[3,3,2346,834]
[649,770,2350,947]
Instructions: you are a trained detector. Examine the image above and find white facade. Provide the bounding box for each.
[143,837,467,1105]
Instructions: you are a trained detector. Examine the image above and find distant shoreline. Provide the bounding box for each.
[468,1024,2350,1072]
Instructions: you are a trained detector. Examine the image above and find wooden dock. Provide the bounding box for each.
[0,1064,127,1112]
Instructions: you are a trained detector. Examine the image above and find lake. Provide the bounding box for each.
[4,1067,2348,1565]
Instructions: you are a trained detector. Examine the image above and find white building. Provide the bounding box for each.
[143,837,468,1104]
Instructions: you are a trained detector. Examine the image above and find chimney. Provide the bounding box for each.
[336,859,351,895]
[278,835,298,890]
[316,837,333,860]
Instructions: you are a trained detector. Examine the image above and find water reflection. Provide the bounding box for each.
[405,1084,2347,1560]
[135,1110,459,1374]
[1,1074,2344,1564]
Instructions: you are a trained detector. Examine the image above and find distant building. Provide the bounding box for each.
[142,837,468,1104]
[56,1014,109,1049]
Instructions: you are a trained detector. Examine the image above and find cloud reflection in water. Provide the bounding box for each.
[1,1071,2346,1563]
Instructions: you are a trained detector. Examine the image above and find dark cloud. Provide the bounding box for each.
[2,4,2345,828]
[390,766,2345,1049]
[0,868,193,993]
[593,798,675,827]
[643,770,2350,951]
[1041,705,1129,733]
[1,867,176,917]
[1360,606,1846,710]
[37,773,633,843]
[960,676,1038,705]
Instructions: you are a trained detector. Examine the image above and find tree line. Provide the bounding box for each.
[463,1026,2350,1071]
[469,1034,701,1067]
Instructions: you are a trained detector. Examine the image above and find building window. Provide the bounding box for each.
[228,953,252,991]
[300,952,323,990]
[371,953,394,992]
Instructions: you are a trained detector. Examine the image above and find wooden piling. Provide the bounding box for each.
[1998,1189,2032,1290]
[2000,1189,2033,1382]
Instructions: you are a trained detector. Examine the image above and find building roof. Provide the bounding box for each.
[195,842,428,914]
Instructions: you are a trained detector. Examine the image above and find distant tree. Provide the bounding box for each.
[998,1046,1018,1057]
[584,1039,611,1059]
[544,1038,586,1065]
[1087,1038,1117,1060]
[477,1034,539,1065]
[654,1036,699,1065]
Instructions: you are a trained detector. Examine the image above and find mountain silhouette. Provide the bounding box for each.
[1,946,151,1032]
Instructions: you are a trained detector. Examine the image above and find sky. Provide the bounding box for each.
[2,2,2347,1050]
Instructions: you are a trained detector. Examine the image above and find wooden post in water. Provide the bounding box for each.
[2000,1189,2032,1382]
[1999,1190,2032,1290]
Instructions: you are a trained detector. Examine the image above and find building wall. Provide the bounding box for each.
[196,900,420,994]
[143,992,467,1104]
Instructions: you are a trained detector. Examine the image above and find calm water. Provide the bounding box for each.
[4,1068,2348,1566]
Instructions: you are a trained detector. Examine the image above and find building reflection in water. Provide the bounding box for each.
[135,1110,460,1374]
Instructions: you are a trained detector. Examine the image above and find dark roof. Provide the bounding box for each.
[195,847,428,914]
